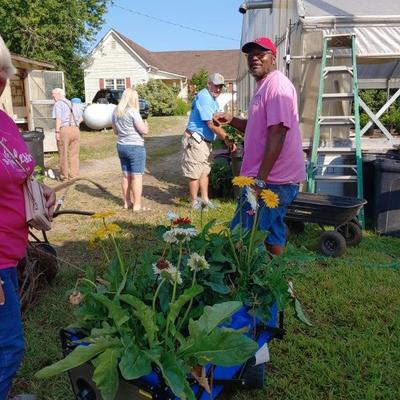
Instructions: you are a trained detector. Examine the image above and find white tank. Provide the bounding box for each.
[83,103,116,130]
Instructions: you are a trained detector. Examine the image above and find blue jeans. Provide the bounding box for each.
[231,184,300,246]
[0,267,24,400]
[117,144,146,174]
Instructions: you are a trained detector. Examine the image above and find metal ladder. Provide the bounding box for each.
[307,33,365,227]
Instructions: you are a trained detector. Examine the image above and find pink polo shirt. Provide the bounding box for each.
[0,110,35,269]
[240,70,305,184]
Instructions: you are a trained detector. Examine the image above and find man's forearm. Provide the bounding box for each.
[229,117,247,133]
[257,124,287,182]
[210,124,228,140]
[55,118,61,132]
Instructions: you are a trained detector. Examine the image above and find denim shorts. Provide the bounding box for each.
[0,267,24,398]
[231,183,300,246]
[117,144,146,175]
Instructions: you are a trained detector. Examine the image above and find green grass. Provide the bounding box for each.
[14,127,400,400]
[15,202,400,400]
[46,115,187,165]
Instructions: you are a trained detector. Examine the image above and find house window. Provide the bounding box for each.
[116,79,125,90]
[104,78,126,90]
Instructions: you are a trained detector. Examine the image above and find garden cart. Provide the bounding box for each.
[60,306,285,400]
[285,192,367,257]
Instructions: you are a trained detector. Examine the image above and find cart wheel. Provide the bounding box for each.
[286,221,305,236]
[241,360,265,389]
[318,231,346,257]
[337,222,362,246]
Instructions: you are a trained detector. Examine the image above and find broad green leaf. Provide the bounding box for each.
[155,352,195,400]
[189,301,242,338]
[120,294,158,346]
[92,293,130,328]
[168,285,203,325]
[201,218,217,236]
[181,329,258,366]
[92,347,121,400]
[90,322,117,338]
[294,298,313,326]
[35,337,120,378]
[119,345,152,380]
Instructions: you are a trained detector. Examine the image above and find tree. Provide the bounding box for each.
[189,68,209,100]
[136,80,177,116]
[0,0,110,99]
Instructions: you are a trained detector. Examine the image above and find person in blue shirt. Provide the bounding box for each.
[182,73,235,209]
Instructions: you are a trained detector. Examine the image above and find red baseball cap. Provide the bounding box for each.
[241,37,277,56]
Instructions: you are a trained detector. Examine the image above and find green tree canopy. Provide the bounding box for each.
[189,68,209,100]
[0,0,110,99]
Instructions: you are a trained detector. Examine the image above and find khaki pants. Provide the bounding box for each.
[57,126,80,180]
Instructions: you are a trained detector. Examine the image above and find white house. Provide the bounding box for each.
[83,29,240,109]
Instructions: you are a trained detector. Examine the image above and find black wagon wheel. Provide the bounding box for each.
[337,222,363,247]
[318,231,347,257]
[286,220,305,236]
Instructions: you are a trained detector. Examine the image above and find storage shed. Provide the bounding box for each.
[0,53,64,151]
[237,0,400,150]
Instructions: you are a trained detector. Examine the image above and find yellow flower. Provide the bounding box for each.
[91,211,115,219]
[93,223,121,239]
[232,176,255,188]
[260,189,279,208]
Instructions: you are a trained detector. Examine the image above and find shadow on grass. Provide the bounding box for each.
[73,182,122,207]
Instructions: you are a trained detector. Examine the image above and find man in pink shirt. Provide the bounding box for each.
[214,37,305,255]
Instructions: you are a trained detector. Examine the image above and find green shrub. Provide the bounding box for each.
[136,79,177,116]
[360,113,369,129]
[174,98,190,116]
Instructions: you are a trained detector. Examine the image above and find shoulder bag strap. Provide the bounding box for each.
[0,139,30,175]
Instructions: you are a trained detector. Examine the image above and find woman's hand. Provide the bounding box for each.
[41,184,56,220]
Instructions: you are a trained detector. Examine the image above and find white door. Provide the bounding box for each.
[28,70,65,152]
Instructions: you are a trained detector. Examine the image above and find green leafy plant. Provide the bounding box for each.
[223,125,244,145]
[36,191,313,399]
[35,212,258,400]
[209,159,233,198]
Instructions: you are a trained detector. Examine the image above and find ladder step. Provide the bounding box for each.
[316,164,357,168]
[315,175,357,181]
[324,33,356,39]
[322,93,354,100]
[323,66,353,74]
[317,147,354,153]
[325,34,354,48]
[319,116,355,126]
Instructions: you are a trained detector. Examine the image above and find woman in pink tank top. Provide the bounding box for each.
[0,35,56,399]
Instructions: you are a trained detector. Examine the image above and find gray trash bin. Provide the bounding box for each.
[374,157,400,236]
[21,128,45,169]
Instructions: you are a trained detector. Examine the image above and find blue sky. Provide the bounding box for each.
[94,0,243,51]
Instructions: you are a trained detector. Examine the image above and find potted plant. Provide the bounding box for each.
[36,184,312,399]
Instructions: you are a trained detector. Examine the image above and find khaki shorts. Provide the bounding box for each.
[181,134,213,179]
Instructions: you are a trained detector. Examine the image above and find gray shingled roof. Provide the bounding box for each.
[298,0,400,17]
[115,30,240,81]
[153,50,240,81]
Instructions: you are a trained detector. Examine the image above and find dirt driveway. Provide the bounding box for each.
[46,122,190,250]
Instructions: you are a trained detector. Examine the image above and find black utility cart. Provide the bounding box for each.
[285,192,367,257]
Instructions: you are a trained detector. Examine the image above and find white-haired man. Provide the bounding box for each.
[52,88,82,180]
[182,73,235,209]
